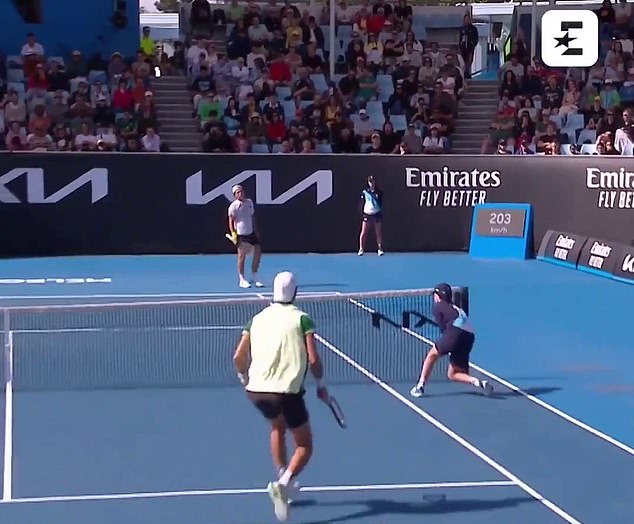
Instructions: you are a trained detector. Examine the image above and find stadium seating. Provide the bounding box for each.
[186,0,469,154]
[484,9,634,156]
[0,29,169,152]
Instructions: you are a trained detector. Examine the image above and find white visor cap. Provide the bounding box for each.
[273,271,297,303]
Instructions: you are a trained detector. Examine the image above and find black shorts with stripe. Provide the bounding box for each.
[363,212,383,224]
[435,329,475,370]
[246,390,309,429]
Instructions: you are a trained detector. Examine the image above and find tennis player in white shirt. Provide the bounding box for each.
[227,184,264,288]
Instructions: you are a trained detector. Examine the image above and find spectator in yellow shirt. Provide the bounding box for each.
[140,26,156,57]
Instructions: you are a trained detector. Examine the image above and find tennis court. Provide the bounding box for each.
[0,253,632,524]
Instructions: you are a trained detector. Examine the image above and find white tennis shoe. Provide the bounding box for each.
[277,468,300,504]
[253,280,264,288]
[358,249,364,256]
[239,278,251,288]
[410,385,424,397]
[267,481,289,521]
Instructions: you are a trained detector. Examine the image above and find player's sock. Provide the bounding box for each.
[471,377,481,387]
[278,468,293,487]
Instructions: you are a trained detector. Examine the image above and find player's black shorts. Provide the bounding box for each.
[363,212,383,224]
[237,233,260,246]
[435,329,475,370]
[246,391,309,429]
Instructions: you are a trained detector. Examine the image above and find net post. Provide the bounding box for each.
[371,312,381,328]
[402,311,411,329]
[454,287,469,314]
[2,308,12,502]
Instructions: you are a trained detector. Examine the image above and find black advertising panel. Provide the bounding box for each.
[0,153,634,257]
[612,244,634,283]
[537,230,588,268]
[577,237,620,275]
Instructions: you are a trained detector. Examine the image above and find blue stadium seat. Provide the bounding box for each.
[310,73,328,94]
[7,69,24,83]
[390,114,407,132]
[580,143,597,154]
[275,86,291,99]
[251,144,270,153]
[271,143,283,153]
[577,129,597,145]
[88,70,108,85]
[620,85,634,102]
[6,55,22,68]
[316,143,333,153]
[560,144,572,155]
[565,113,584,130]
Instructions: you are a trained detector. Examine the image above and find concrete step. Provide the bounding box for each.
[157,108,195,118]
[169,145,200,152]
[153,94,193,104]
[161,126,200,133]
[451,148,481,154]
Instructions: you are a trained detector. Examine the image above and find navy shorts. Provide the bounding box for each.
[363,212,383,224]
[435,329,475,370]
[246,391,309,429]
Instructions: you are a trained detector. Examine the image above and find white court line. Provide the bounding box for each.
[468,363,634,456]
[12,326,243,334]
[0,291,342,301]
[344,293,634,457]
[1,481,515,505]
[2,328,14,502]
[314,331,583,524]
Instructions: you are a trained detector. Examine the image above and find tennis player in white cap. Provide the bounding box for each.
[227,184,263,288]
[233,271,328,522]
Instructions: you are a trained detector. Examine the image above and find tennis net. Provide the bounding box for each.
[1,287,469,392]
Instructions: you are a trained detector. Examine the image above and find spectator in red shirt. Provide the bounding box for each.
[367,7,386,35]
[266,112,287,144]
[26,64,49,100]
[112,79,134,112]
[269,52,291,86]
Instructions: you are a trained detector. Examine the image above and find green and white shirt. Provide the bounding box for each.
[244,303,315,394]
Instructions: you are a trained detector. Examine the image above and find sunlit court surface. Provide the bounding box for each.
[0,253,633,524]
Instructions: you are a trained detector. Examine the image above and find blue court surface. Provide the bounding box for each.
[0,253,633,524]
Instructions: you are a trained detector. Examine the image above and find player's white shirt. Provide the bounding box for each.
[228,198,255,235]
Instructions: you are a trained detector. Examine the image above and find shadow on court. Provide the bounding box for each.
[294,496,537,523]
[422,386,561,400]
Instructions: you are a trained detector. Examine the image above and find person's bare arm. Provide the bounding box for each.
[233,332,250,384]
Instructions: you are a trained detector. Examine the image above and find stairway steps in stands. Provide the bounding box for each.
[153,76,202,151]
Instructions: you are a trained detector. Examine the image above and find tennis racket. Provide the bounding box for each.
[225,233,238,245]
[326,395,346,428]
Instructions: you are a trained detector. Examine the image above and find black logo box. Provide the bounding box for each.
[577,237,621,274]
[538,230,588,267]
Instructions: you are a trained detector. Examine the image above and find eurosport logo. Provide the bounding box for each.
[0,278,112,285]
[541,10,599,68]
[404,166,502,208]
[586,167,634,209]
[186,170,334,205]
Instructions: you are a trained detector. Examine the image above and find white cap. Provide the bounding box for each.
[232,184,243,195]
[273,271,297,303]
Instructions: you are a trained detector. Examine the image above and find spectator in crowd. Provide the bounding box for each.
[141,126,161,152]
[0,30,167,152]
[177,1,468,153]
[481,3,634,156]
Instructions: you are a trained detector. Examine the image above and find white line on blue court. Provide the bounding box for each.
[0,291,342,301]
[1,481,516,505]
[315,327,583,524]
[342,293,634,458]
[12,326,243,334]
